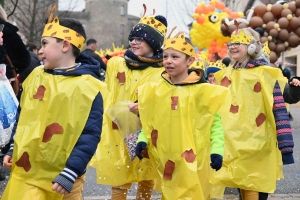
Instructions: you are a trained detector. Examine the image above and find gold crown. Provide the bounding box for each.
[42,17,86,51]
[138,16,167,37]
[189,54,208,71]
[138,4,167,37]
[208,60,226,70]
[230,29,253,45]
[262,41,270,57]
[164,31,195,56]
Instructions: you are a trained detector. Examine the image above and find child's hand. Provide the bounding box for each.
[290,78,300,87]
[3,155,13,168]
[52,182,69,195]
[129,103,139,115]
[210,154,223,171]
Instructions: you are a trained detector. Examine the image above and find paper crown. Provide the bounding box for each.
[138,16,167,37]
[262,41,270,57]
[230,29,254,45]
[42,16,85,51]
[164,29,195,56]
[137,4,167,37]
[208,60,226,70]
[189,54,208,71]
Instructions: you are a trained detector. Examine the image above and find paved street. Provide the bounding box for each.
[0,103,299,199]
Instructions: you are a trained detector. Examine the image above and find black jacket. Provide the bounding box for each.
[283,77,300,104]
[19,51,40,83]
[82,48,106,71]
[0,18,30,79]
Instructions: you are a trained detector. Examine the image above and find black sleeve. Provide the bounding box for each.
[283,77,300,104]
[19,53,41,83]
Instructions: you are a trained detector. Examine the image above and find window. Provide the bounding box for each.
[120,24,125,34]
[120,5,125,16]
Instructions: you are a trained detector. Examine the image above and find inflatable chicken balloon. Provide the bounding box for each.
[190,0,243,59]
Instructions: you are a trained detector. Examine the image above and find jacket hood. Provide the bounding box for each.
[44,53,102,80]
[162,68,207,86]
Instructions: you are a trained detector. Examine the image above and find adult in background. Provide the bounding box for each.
[82,38,106,71]
[0,5,30,88]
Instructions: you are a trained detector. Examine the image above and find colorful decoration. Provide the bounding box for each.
[221,0,300,64]
[190,0,243,60]
[95,43,126,64]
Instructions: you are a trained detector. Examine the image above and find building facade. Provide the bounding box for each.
[63,0,139,50]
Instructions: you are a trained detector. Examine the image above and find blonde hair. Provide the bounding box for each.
[0,5,7,21]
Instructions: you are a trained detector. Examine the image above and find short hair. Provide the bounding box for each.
[86,38,97,46]
[55,18,86,58]
[26,42,37,52]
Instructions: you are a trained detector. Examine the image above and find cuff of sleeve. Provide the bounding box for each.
[6,149,13,157]
[52,168,78,193]
[282,152,294,165]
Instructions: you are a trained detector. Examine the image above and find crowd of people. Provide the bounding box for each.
[0,2,300,200]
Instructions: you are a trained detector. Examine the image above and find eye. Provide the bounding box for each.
[209,15,218,23]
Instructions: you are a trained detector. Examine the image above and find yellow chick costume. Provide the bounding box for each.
[211,29,289,193]
[1,10,106,199]
[137,32,230,200]
[91,12,167,186]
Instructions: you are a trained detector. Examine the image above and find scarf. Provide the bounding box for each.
[124,49,163,70]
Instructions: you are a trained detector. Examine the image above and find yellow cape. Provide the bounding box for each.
[2,66,106,200]
[91,57,164,186]
[138,80,230,200]
[211,65,287,193]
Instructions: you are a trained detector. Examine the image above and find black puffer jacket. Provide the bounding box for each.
[0,18,30,79]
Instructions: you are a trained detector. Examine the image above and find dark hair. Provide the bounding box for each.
[55,18,86,58]
[26,42,37,52]
[185,37,194,59]
[86,38,97,46]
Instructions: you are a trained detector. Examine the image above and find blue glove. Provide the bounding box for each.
[210,154,223,171]
[282,153,294,165]
[135,142,147,160]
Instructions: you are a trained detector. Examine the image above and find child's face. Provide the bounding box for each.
[207,73,216,84]
[228,43,247,61]
[163,49,194,78]
[129,37,153,57]
[39,37,64,70]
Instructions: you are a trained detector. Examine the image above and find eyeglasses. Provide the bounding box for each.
[226,42,241,48]
[128,37,143,45]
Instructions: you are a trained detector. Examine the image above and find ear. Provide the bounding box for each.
[188,56,195,66]
[62,40,72,53]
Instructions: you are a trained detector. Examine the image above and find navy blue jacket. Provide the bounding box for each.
[9,53,103,177]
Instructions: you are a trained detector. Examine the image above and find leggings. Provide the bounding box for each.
[111,180,154,200]
[240,189,259,200]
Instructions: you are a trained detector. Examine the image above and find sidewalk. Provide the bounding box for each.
[84,193,300,200]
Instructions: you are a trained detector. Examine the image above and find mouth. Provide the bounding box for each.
[165,66,174,70]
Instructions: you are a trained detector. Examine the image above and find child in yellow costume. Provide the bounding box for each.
[211,26,295,200]
[135,30,230,200]
[2,9,106,200]
[91,5,168,200]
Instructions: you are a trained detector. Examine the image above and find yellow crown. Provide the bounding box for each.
[230,29,253,45]
[262,41,270,57]
[139,16,167,37]
[189,54,208,71]
[164,32,195,56]
[208,60,226,70]
[42,17,86,51]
